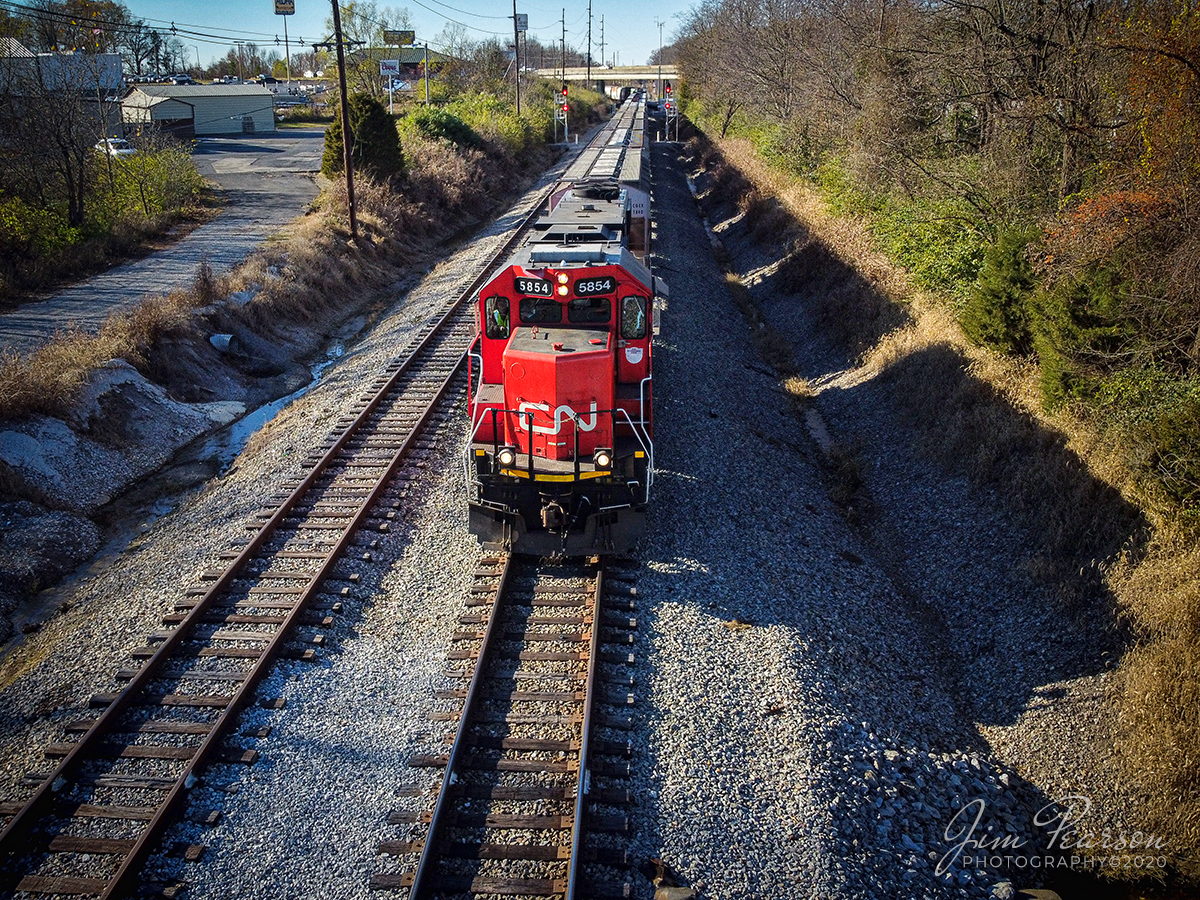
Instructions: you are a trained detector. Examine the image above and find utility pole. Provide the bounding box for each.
[655,19,663,101]
[512,0,520,113]
[600,16,604,68]
[560,9,565,85]
[586,0,591,89]
[283,13,290,83]
[424,43,430,105]
[329,0,358,242]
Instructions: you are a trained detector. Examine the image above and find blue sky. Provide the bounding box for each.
[124,0,691,69]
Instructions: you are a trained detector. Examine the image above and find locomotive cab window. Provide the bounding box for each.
[567,296,611,324]
[519,295,562,324]
[621,296,647,339]
[484,295,510,339]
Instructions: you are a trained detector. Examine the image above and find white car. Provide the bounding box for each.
[95,138,136,157]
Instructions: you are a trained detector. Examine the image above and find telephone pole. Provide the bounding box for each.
[600,15,604,68]
[655,19,663,100]
[330,0,358,242]
[586,0,591,88]
[512,0,520,113]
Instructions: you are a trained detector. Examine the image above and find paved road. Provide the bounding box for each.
[0,128,324,356]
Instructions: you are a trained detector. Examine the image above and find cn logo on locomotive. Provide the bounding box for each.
[517,400,599,435]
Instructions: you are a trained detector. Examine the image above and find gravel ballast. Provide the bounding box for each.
[0,132,1137,900]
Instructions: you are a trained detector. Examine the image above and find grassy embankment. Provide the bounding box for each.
[685,120,1200,883]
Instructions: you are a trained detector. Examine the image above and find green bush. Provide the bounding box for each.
[871,199,985,299]
[0,196,79,259]
[1088,369,1200,511]
[447,94,535,156]
[99,147,204,220]
[402,107,482,149]
[961,226,1038,355]
[323,93,406,182]
[1030,267,1133,405]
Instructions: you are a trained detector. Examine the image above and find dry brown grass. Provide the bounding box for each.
[0,290,196,420]
[1110,534,1200,880]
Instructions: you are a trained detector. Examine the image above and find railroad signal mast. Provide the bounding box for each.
[556,81,570,142]
[663,80,679,142]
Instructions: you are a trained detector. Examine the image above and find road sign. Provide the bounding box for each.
[380,59,400,75]
[384,30,415,45]
[515,13,528,32]
[274,0,294,13]
[391,79,411,91]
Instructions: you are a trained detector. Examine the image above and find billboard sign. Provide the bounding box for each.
[383,30,415,45]
[274,0,294,14]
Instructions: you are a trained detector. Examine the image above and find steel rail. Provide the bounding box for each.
[98,355,467,900]
[0,293,454,868]
[565,560,604,900]
[407,552,514,900]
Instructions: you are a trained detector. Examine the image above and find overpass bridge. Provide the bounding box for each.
[534,65,678,95]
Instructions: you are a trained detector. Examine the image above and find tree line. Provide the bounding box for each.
[676,0,1200,512]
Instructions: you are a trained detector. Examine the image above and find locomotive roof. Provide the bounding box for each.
[530,222,623,244]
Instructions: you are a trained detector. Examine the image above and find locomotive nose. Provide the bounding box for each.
[503,327,614,461]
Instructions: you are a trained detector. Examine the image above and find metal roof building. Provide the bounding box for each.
[122,84,275,137]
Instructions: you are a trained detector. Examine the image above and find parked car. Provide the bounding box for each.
[95,138,136,157]
[256,75,280,84]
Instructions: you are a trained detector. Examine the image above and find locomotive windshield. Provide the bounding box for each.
[621,295,647,339]
[484,295,510,339]
[519,295,561,323]
[567,296,611,324]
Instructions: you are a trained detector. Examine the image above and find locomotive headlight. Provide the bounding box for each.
[593,448,613,470]
[557,285,568,296]
[556,273,569,284]
[497,446,518,467]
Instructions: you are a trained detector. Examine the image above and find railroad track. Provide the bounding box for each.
[0,186,557,900]
[372,554,639,899]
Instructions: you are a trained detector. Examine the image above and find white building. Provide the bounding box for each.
[122,84,275,137]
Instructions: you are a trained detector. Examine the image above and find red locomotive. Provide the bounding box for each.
[464,103,662,555]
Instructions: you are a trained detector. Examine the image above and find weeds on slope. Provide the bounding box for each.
[689,128,1200,883]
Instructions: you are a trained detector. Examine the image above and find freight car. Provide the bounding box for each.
[463,99,664,556]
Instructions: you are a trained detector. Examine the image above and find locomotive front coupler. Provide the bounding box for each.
[540,498,566,531]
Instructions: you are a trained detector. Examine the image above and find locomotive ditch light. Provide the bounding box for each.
[497,446,518,467]
[593,447,613,470]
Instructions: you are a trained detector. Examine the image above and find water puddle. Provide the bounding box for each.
[104,343,344,535]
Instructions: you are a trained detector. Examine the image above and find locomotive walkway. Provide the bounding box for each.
[0,129,323,357]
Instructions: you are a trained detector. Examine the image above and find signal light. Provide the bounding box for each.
[665,81,672,94]
[562,83,568,97]
[562,102,568,113]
